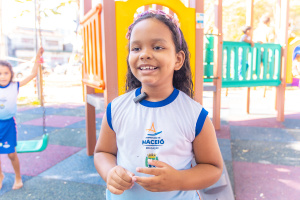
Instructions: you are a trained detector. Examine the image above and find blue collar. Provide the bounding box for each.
[0,82,11,88]
[135,87,179,108]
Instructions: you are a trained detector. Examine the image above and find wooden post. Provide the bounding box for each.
[82,0,95,156]
[213,0,222,130]
[85,85,96,156]
[276,0,289,121]
[101,0,119,106]
[190,0,204,104]
[246,0,254,114]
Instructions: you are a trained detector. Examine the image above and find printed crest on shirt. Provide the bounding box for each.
[0,96,6,109]
[142,122,164,149]
[145,153,159,168]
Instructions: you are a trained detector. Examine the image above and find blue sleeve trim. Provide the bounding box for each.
[106,102,113,131]
[17,82,20,92]
[195,108,208,137]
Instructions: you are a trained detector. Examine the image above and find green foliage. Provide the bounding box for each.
[14,0,79,18]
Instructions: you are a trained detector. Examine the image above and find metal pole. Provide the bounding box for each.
[34,0,43,105]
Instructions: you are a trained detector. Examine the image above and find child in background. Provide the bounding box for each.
[239,26,254,79]
[94,10,223,200]
[240,26,254,47]
[0,47,44,190]
[292,53,300,78]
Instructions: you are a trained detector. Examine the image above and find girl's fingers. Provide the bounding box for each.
[136,167,160,176]
[107,184,125,195]
[115,167,133,184]
[109,176,132,191]
[147,159,166,168]
[126,170,135,178]
[108,166,134,191]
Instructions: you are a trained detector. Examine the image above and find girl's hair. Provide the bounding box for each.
[0,60,14,83]
[125,10,194,98]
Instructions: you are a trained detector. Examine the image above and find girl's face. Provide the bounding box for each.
[246,29,252,36]
[128,18,184,89]
[0,65,12,87]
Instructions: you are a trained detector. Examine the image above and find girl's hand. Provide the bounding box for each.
[133,159,181,192]
[35,47,44,63]
[107,166,135,195]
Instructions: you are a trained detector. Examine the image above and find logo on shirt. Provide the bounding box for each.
[142,122,164,149]
[146,122,162,136]
[145,153,158,168]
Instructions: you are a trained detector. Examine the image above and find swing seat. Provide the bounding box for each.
[16,134,49,153]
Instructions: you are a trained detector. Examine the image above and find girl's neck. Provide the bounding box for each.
[141,84,174,102]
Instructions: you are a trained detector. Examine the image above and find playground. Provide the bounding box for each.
[0,87,299,199]
[0,0,300,199]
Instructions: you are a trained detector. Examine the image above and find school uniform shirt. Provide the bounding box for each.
[0,82,19,120]
[0,82,19,154]
[106,87,208,200]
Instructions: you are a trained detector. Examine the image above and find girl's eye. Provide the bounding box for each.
[153,46,163,50]
[131,47,140,52]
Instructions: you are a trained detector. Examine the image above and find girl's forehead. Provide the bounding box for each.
[0,65,10,71]
[130,18,173,41]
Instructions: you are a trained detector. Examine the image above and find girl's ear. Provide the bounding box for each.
[174,50,185,71]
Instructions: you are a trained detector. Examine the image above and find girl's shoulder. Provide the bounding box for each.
[110,89,136,105]
[177,90,204,109]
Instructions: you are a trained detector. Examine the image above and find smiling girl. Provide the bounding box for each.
[94,10,222,200]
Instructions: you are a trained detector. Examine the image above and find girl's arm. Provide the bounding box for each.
[19,47,44,87]
[134,116,223,191]
[94,113,134,195]
[178,116,223,190]
[243,37,254,47]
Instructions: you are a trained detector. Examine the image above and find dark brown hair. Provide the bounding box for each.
[0,60,14,83]
[125,11,194,98]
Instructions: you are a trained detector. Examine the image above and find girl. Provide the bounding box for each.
[94,10,222,200]
[0,47,44,190]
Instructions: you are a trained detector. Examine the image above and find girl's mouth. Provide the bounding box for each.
[138,66,158,70]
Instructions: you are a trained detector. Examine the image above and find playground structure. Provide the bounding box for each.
[286,37,300,87]
[79,0,291,199]
[80,0,289,156]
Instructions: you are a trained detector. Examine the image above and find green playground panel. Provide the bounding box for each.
[203,40,282,88]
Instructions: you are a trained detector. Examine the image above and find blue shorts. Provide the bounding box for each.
[0,117,17,154]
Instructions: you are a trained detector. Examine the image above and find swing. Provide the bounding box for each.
[16,134,49,153]
[16,0,49,153]
[16,66,49,153]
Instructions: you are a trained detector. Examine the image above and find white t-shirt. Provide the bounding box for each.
[253,23,272,43]
[0,82,19,120]
[106,87,208,200]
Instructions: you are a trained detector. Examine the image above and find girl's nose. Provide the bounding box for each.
[139,49,152,60]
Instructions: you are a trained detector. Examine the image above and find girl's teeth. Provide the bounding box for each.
[141,66,155,70]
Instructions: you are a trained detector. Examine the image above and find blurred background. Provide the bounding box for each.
[0,0,299,104]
